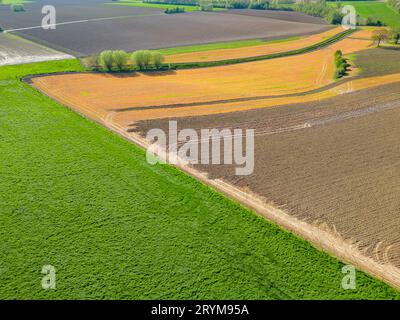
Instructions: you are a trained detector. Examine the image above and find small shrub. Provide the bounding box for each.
[390,29,400,44]
[248,0,269,9]
[165,7,185,13]
[199,0,213,11]
[12,4,25,12]
[82,54,100,71]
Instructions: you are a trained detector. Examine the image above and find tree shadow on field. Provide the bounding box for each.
[380,46,400,52]
[100,72,140,79]
[140,70,176,77]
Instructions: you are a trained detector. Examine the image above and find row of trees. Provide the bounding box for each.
[334,50,350,79]
[165,6,186,13]
[143,0,269,9]
[82,50,165,72]
[294,0,344,24]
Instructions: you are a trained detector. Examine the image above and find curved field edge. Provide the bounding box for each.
[167,28,356,69]
[1,60,399,299]
[74,28,353,72]
[157,36,302,56]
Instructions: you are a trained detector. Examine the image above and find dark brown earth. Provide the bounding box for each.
[133,81,400,269]
[354,47,400,77]
[0,1,330,56]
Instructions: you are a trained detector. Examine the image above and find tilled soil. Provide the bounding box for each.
[133,82,400,269]
[0,1,329,56]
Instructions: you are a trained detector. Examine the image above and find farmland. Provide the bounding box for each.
[3,0,400,299]
[330,1,400,29]
[28,20,400,291]
[30,29,375,123]
[165,27,341,63]
[0,3,329,56]
[133,80,400,287]
[0,33,72,66]
[106,0,211,11]
[3,60,399,299]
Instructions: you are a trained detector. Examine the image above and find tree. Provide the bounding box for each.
[132,50,153,70]
[372,29,390,47]
[112,50,128,71]
[390,29,400,44]
[99,50,114,71]
[151,52,165,70]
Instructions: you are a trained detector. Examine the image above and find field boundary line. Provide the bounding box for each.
[97,118,400,291]
[28,78,400,290]
[168,28,357,70]
[3,13,164,33]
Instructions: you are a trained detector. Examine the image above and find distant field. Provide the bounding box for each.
[3,60,399,299]
[164,27,340,63]
[331,1,400,29]
[0,2,329,56]
[0,33,72,66]
[0,0,33,4]
[105,0,204,12]
[158,38,279,56]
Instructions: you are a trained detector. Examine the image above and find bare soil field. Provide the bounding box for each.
[132,81,400,284]
[0,33,72,66]
[0,1,330,56]
[354,47,400,77]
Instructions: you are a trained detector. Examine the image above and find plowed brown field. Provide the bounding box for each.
[133,81,400,287]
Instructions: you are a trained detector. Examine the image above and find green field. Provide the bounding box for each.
[157,37,301,55]
[331,1,400,29]
[0,0,33,4]
[0,60,399,299]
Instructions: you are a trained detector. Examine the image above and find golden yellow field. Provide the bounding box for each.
[31,29,386,126]
[165,27,343,63]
